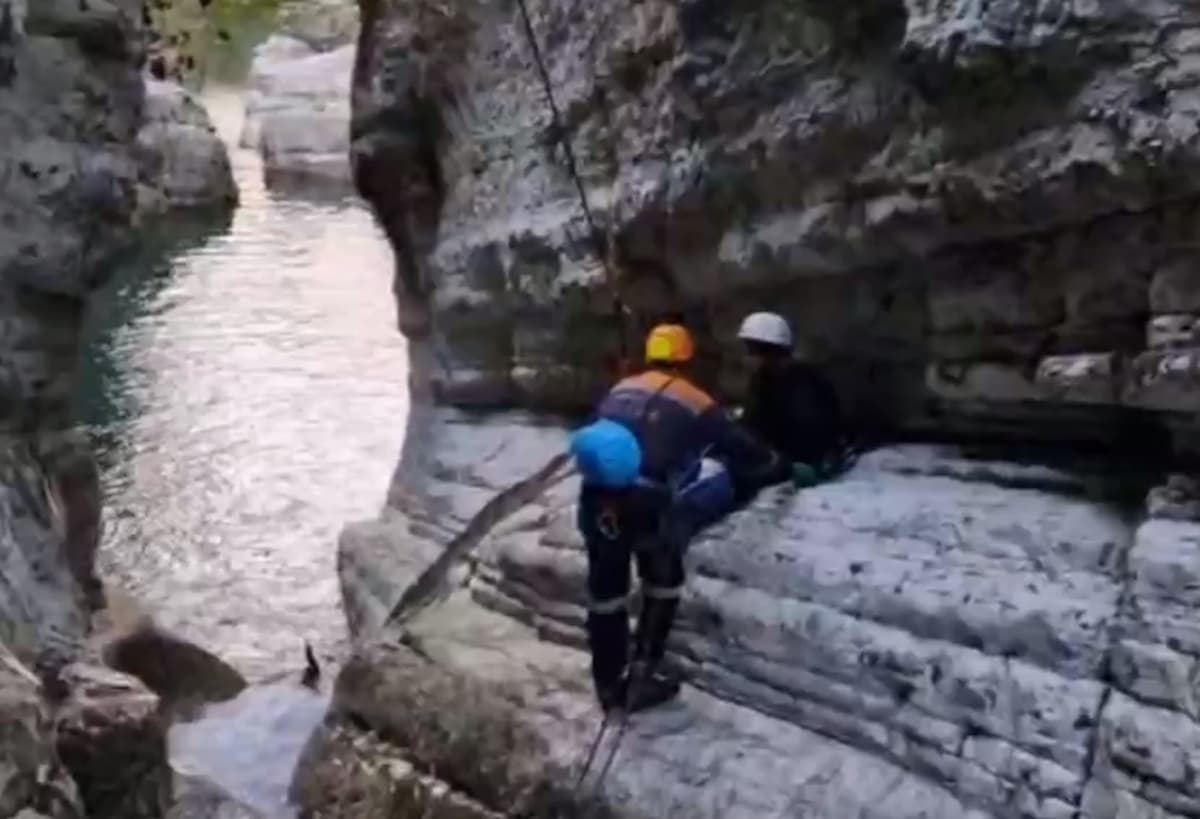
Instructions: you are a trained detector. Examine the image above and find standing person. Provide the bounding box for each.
[570,324,786,713]
[736,312,843,479]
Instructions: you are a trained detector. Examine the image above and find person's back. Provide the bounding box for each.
[598,369,724,483]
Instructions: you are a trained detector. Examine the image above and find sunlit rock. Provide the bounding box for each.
[136,78,238,215]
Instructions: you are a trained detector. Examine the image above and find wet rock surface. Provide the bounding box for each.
[136,78,238,215]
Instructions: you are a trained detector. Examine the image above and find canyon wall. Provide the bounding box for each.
[315,1,1200,818]
[0,2,164,816]
[351,0,1200,448]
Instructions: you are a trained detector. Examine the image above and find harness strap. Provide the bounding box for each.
[643,584,682,600]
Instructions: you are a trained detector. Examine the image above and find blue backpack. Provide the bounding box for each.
[570,419,643,489]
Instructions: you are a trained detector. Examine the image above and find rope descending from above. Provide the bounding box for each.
[512,0,631,368]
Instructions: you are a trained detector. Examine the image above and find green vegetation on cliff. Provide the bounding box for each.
[146,0,283,85]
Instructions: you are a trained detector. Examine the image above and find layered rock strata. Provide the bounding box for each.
[319,0,1200,816]
[349,0,1200,452]
[317,411,1200,819]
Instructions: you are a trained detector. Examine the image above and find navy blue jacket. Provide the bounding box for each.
[596,369,786,493]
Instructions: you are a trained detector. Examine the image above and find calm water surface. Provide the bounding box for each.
[76,88,408,681]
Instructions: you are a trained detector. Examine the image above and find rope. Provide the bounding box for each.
[564,597,671,816]
[513,0,631,368]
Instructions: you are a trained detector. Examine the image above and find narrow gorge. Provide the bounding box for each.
[6,1,1200,818]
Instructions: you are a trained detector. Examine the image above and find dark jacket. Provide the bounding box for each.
[596,369,787,494]
[743,360,842,466]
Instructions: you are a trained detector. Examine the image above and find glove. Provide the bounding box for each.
[791,462,819,488]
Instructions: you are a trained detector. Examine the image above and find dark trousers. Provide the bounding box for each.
[578,487,684,695]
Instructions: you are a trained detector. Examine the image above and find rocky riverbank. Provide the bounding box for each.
[301,0,1200,817]
[0,1,249,816]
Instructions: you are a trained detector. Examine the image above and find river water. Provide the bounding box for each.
[75,87,408,683]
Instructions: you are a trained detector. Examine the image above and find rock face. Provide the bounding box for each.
[136,78,238,215]
[326,0,1200,817]
[318,411,1200,819]
[0,0,144,433]
[0,1,186,816]
[0,0,142,663]
[242,34,353,184]
[350,0,1200,451]
[0,642,83,819]
[56,663,171,819]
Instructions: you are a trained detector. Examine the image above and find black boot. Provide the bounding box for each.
[619,661,680,713]
[588,609,629,711]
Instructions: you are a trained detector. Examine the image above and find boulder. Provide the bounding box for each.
[241,35,352,184]
[55,663,170,819]
[0,642,83,819]
[136,78,237,215]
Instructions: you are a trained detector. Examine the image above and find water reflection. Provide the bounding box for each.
[170,680,330,818]
[76,87,407,681]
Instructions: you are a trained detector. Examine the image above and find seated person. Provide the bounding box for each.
[735,312,843,475]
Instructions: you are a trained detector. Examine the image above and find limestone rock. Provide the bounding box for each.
[241,35,352,184]
[0,642,83,819]
[0,0,144,432]
[55,663,170,819]
[352,0,1200,452]
[325,410,1200,818]
[337,0,1200,815]
[136,78,237,215]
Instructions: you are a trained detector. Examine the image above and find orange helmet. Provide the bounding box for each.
[644,324,695,365]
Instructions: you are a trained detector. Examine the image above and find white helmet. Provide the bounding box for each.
[737,311,793,348]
